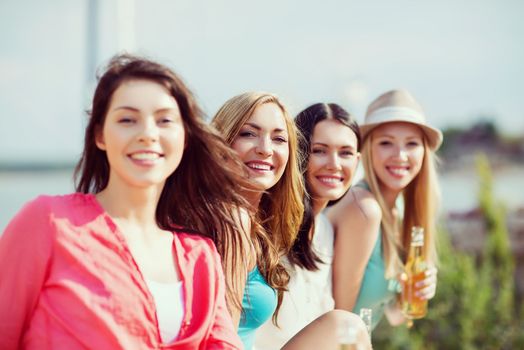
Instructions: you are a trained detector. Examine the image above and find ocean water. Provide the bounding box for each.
[1,166,523,232]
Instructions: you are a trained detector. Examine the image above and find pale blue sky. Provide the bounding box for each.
[1,0,523,163]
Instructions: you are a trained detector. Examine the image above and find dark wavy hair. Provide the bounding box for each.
[74,53,253,310]
[289,103,361,270]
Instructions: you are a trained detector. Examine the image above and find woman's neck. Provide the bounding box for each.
[244,189,264,209]
[308,198,329,240]
[312,198,328,217]
[96,179,163,232]
[378,182,401,211]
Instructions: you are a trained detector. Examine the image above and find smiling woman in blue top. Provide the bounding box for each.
[328,89,442,329]
[213,93,371,350]
[212,92,304,350]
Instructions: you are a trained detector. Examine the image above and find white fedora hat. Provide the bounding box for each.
[361,89,443,150]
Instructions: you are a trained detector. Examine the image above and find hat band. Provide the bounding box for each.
[366,106,426,125]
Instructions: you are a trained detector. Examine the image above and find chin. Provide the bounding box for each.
[327,193,345,202]
[383,182,408,193]
[312,190,340,203]
[251,178,277,191]
[129,177,166,188]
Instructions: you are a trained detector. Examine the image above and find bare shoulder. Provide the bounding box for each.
[327,187,382,227]
[230,206,253,249]
[230,206,256,267]
[235,206,252,236]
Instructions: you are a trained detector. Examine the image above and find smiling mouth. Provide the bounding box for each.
[129,152,162,160]
[317,176,343,184]
[246,162,274,171]
[386,166,409,176]
[127,151,165,165]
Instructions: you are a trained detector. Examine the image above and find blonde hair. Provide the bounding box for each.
[212,91,305,321]
[362,133,440,278]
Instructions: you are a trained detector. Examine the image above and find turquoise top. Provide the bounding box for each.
[238,267,277,350]
[352,182,398,329]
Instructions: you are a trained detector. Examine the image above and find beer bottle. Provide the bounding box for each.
[400,226,428,319]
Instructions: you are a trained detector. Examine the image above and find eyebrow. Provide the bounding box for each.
[244,122,287,133]
[377,134,421,140]
[112,106,140,112]
[312,142,356,150]
[111,106,179,114]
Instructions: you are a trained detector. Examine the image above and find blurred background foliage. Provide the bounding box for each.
[372,154,524,350]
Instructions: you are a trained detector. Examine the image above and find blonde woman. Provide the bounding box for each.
[212,92,303,349]
[213,93,371,350]
[328,89,442,330]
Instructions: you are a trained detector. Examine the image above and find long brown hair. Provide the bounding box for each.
[74,53,253,310]
[212,91,304,322]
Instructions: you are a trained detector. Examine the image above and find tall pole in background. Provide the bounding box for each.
[85,0,135,105]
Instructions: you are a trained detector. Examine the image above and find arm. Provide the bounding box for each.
[0,197,53,349]
[327,189,382,311]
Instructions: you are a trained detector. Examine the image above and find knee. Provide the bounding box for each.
[322,309,366,328]
[323,310,371,349]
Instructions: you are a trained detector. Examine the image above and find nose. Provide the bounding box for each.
[138,118,159,144]
[255,135,273,157]
[395,145,408,161]
[326,152,341,170]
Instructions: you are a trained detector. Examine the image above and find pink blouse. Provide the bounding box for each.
[0,193,242,350]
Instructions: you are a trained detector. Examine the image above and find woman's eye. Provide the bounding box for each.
[274,136,288,144]
[311,148,325,154]
[118,117,135,124]
[239,131,256,138]
[159,117,173,124]
[340,150,355,157]
[379,140,392,146]
[407,141,421,147]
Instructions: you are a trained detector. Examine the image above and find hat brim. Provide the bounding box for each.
[360,119,443,151]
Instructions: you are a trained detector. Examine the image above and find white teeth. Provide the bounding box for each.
[130,152,160,160]
[388,167,408,175]
[248,163,271,171]
[318,177,341,183]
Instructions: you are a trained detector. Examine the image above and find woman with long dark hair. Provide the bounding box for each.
[0,54,250,349]
[255,103,364,349]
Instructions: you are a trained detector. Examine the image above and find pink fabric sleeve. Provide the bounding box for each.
[0,197,54,350]
[204,242,243,350]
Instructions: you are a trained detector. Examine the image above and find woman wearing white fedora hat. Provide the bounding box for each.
[327,89,442,330]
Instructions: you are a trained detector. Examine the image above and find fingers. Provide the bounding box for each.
[414,267,438,300]
[425,267,438,278]
[416,283,436,300]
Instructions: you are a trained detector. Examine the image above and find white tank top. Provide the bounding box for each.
[145,279,185,344]
[254,213,335,349]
